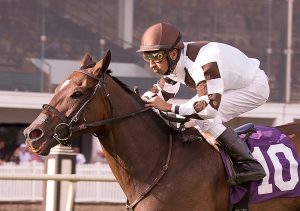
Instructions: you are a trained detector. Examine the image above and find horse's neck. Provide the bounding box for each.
[99,89,170,201]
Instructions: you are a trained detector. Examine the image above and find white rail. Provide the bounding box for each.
[0,174,116,182]
[0,162,126,203]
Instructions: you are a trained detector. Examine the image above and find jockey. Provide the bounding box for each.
[137,22,269,185]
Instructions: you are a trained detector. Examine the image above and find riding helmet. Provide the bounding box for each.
[137,22,184,52]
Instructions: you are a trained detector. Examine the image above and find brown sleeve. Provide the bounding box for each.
[149,77,177,101]
[192,61,222,113]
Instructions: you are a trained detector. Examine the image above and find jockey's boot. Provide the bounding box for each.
[217,127,266,185]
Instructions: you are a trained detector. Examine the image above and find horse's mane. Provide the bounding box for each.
[106,69,173,131]
[105,69,151,106]
[106,69,133,94]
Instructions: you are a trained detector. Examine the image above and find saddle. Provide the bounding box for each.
[159,112,300,210]
[159,112,255,210]
[159,111,255,146]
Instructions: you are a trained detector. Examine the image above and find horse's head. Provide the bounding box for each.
[24,51,112,156]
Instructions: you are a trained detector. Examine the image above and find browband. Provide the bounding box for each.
[74,69,101,81]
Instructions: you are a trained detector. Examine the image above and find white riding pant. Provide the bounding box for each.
[190,69,270,139]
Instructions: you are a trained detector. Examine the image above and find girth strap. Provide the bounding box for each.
[126,134,173,211]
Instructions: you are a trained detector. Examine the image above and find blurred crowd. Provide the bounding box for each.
[0,139,42,165]
[0,138,107,165]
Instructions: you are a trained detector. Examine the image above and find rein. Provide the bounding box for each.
[159,111,190,124]
[69,107,151,133]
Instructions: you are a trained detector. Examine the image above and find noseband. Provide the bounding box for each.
[43,69,150,146]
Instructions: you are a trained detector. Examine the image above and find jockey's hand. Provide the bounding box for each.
[141,96,148,102]
[141,92,157,102]
[145,96,172,112]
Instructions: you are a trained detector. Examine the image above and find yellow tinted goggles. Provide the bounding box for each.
[142,50,167,63]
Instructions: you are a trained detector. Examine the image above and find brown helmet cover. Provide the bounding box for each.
[137,22,184,52]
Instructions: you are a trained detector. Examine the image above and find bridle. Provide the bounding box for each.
[43,69,150,146]
[43,69,173,211]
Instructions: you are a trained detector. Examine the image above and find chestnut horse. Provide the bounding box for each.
[24,51,300,211]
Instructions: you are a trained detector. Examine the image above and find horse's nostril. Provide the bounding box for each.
[29,129,43,140]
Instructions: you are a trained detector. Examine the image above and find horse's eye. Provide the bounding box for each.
[70,91,83,99]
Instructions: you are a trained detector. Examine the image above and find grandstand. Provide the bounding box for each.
[0,0,300,209]
[0,0,299,100]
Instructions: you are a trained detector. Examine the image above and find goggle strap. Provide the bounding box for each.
[169,33,182,50]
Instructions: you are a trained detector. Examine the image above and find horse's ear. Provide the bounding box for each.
[92,50,111,76]
[80,53,93,69]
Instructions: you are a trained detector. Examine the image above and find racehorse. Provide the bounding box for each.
[24,51,300,211]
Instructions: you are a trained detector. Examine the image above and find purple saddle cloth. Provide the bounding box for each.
[221,125,300,205]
